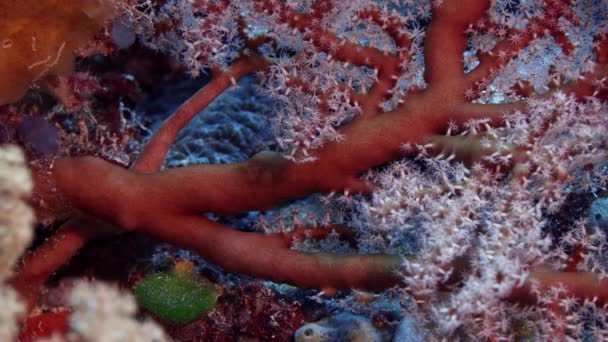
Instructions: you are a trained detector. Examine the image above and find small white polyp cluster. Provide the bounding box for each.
[68,281,169,342]
[0,144,33,340]
[0,144,34,281]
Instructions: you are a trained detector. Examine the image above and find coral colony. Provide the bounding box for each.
[1,0,608,340]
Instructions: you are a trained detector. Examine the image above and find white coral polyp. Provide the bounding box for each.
[0,286,25,341]
[68,281,169,342]
[0,144,33,341]
[0,145,34,282]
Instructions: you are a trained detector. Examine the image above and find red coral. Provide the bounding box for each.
[18,309,70,342]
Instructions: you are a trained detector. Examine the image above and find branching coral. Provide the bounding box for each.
[3,0,608,339]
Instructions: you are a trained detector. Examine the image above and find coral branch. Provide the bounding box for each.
[424,0,488,92]
[464,0,578,95]
[9,216,117,309]
[141,214,402,291]
[51,96,449,223]
[511,268,608,306]
[8,2,608,339]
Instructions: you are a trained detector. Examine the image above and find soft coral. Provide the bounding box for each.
[0,0,115,105]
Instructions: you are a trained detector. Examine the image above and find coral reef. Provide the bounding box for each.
[1,0,608,340]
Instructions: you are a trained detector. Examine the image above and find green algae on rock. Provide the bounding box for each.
[134,271,217,324]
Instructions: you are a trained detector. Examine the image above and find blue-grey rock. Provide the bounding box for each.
[156,76,273,167]
[393,317,424,342]
[111,18,136,49]
[589,197,608,231]
[294,313,383,342]
[18,116,59,154]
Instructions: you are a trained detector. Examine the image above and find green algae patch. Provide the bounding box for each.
[135,271,217,323]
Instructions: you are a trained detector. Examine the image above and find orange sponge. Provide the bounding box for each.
[0,0,115,105]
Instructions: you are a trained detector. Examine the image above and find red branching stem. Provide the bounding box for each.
[424,0,488,93]
[16,0,608,304]
[40,74,485,292]
[510,268,608,306]
[141,215,401,291]
[23,0,492,293]
[254,2,415,115]
[259,0,395,70]
[9,216,117,309]
[463,0,578,97]
[356,8,410,52]
[354,7,411,114]
[11,56,270,308]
